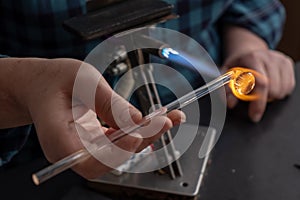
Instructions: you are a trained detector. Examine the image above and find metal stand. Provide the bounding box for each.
[134,49,183,179]
[88,125,216,199]
[86,42,216,199]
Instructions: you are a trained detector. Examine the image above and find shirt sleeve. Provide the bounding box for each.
[0,125,32,166]
[220,0,286,49]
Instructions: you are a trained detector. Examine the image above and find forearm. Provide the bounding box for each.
[0,58,33,128]
[0,57,67,129]
[222,24,268,65]
[0,57,83,129]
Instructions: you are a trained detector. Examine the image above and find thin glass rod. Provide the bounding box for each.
[32,71,233,185]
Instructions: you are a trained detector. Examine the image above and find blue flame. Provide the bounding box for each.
[161,48,219,78]
[161,47,179,59]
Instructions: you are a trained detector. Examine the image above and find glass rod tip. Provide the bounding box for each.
[32,174,40,185]
[228,67,259,101]
[234,72,255,95]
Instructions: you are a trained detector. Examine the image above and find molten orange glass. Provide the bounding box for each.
[227,67,261,101]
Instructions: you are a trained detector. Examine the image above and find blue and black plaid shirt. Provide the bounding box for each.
[0,0,285,165]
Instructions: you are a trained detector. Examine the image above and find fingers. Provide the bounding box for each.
[226,88,239,109]
[103,109,185,153]
[167,110,186,126]
[243,57,268,122]
[97,89,143,129]
[277,53,296,97]
[75,62,187,131]
[74,112,185,179]
[74,62,142,129]
[96,80,142,129]
[27,58,186,181]
[37,101,143,180]
[248,69,269,122]
[220,66,239,109]
[136,115,173,152]
[223,50,296,122]
[73,132,143,179]
[265,51,295,100]
[264,61,281,99]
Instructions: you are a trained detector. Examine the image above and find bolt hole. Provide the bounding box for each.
[180,182,189,187]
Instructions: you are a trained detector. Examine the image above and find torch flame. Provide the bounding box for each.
[227,67,262,101]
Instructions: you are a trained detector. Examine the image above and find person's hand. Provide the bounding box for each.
[222,49,295,122]
[222,25,296,122]
[0,57,185,179]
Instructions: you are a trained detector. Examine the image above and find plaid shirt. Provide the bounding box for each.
[0,0,285,165]
[162,0,285,64]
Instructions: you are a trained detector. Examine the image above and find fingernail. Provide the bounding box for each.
[173,113,186,126]
[252,114,262,123]
[180,112,186,123]
[180,118,186,123]
[174,119,186,126]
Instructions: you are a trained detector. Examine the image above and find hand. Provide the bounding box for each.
[222,49,295,122]
[0,58,185,179]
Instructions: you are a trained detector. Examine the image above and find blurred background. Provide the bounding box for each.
[278,0,300,61]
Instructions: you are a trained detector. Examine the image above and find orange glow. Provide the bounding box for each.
[227,67,262,101]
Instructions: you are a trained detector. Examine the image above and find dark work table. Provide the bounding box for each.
[200,64,300,200]
[0,65,300,200]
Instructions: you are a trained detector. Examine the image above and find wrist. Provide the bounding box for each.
[0,58,38,127]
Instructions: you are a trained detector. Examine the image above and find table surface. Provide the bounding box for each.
[199,64,300,200]
[0,65,300,200]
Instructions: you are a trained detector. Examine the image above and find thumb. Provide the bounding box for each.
[227,93,238,109]
[96,91,142,129]
[73,62,142,129]
[225,85,238,109]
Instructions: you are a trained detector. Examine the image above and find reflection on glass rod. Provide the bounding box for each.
[32,67,258,185]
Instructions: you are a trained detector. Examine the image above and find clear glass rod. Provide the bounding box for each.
[32,70,235,185]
